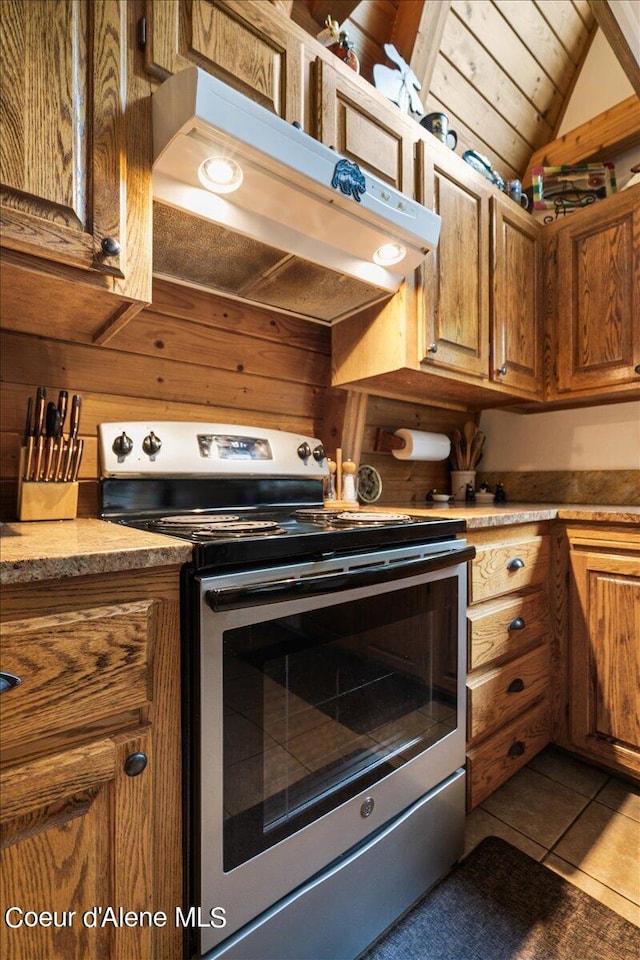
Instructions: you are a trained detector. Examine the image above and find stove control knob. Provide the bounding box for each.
[312,444,326,463]
[142,431,162,456]
[297,442,311,461]
[112,432,133,457]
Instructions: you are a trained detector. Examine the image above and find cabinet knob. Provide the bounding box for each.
[635,364,640,375]
[507,678,525,694]
[0,672,21,694]
[112,431,133,457]
[497,363,508,376]
[507,557,525,571]
[427,343,438,354]
[508,617,525,631]
[507,740,525,758]
[124,752,148,777]
[100,236,120,257]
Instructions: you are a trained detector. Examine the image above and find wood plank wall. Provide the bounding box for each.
[0,278,468,519]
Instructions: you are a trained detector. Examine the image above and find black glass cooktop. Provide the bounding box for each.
[100,477,465,570]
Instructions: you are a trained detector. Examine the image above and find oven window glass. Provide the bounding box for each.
[222,578,458,871]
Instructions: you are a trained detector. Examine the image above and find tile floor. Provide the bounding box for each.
[464,745,640,927]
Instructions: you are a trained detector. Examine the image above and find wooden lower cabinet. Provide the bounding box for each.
[465,523,552,809]
[563,525,640,781]
[0,566,182,960]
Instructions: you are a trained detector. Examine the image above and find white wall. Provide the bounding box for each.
[479,402,640,471]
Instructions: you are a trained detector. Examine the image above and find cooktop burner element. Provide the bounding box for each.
[334,512,411,524]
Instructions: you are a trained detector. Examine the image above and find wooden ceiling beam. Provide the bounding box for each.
[523,94,640,186]
[392,0,451,98]
[308,0,362,27]
[588,0,640,96]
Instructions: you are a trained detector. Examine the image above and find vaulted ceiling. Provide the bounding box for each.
[285,0,639,182]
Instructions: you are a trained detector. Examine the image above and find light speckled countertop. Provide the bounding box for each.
[1,506,638,585]
[0,518,192,584]
[369,503,640,528]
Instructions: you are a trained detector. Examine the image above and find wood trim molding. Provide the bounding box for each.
[523,94,640,186]
[588,0,640,97]
[392,1,451,97]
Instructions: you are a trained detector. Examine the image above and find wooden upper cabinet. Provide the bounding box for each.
[315,57,415,195]
[1,1,126,282]
[554,186,640,395]
[421,140,490,378]
[144,0,303,122]
[491,195,542,398]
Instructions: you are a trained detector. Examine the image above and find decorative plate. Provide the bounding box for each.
[462,150,505,191]
[357,464,383,503]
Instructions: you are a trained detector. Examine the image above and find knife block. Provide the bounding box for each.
[17,479,79,521]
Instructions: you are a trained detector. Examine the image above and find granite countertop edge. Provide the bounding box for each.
[1,506,639,585]
[0,518,192,585]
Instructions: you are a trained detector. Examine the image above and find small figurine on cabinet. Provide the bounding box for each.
[318,15,360,73]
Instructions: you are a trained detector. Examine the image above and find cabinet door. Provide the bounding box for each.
[556,187,640,393]
[0,0,128,282]
[315,57,414,195]
[421,143,490,376]
[569,550,640,778]
[144,0,303,122]
[0,730,154,960]
[491,196,542,397]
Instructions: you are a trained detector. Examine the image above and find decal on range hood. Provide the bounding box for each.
[151,67,441,324]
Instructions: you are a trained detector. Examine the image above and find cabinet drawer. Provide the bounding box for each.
[467,590,550,670]
[467,643,550,742]
[470,536,550,603]
[0,601,154,751]
[466,699,550,809]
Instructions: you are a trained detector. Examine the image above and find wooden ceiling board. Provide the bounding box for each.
[449,0,565,128]
[534,0,593,63]
[430,53,534,173]
[440,11,554,149]
[493,0,576,95]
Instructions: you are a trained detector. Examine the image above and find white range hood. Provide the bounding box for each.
[151,67,441,324]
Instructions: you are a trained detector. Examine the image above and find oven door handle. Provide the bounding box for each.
[206,545,476,610]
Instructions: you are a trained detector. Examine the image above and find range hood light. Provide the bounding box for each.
[373,242,406,266]
[198,156,243,194]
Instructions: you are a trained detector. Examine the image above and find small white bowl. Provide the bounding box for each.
[432,494,451,503]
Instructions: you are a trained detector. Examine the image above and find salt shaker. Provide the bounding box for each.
[342,460,358,503]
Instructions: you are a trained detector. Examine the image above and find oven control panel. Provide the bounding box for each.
[98,422,329,478]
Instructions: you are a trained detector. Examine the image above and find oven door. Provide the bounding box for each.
[192,541,474,956]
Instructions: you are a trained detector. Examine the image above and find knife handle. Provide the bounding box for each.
[24,436,35,481]
[57,390,68,432]
[69,394,81,439]
[34,387,46,438]
[34,436,44,482]
[54,438,67,482]
[71,438,84,481]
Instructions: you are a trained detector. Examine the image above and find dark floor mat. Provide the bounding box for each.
[359,836,639,960]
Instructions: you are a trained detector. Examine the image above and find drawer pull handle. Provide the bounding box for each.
[508,617,525,631]
[507,678,525,694]
[124,752,148,777]
[508,740,525,758]
[0,672,22,694]
[507,557,525,571]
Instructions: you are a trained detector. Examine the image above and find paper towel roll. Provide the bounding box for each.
[391,429,451,461]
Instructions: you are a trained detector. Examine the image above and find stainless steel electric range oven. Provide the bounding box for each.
[99,422,474,960]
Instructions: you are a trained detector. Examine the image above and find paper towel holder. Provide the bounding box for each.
[374,429,406,454]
